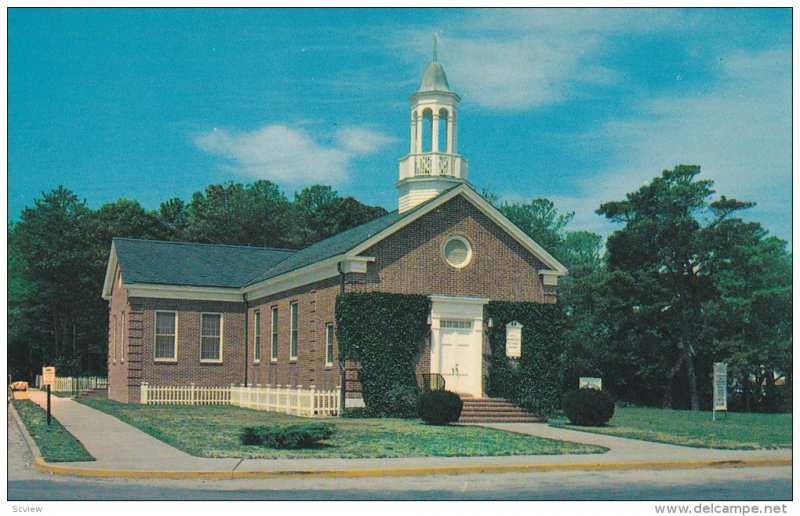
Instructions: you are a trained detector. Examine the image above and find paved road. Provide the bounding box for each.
[8,409,791,501]
[6,469,793,500]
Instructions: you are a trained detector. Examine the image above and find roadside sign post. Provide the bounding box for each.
[713,362,727,421]
[42,366,55,426]
[47,385,51,425]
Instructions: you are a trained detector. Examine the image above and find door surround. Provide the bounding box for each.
[429,295,488,397]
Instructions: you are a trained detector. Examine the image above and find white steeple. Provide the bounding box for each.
[397,36,468,213]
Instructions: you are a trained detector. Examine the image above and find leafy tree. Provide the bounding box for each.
[184,180,296,248]
[158,197,190,240]
[708,223,791,412]
[498,199,574,261]
[595,165,783,410]
[293,185,386,248]
[11,187,93,376]
[8,223,38,381]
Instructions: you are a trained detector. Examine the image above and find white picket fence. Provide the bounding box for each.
[139,383,231,405]
[230,385,341,418]
[36,376,108,392]
[139,383,341,418]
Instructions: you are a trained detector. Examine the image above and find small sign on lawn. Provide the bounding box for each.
[580,377,602,390]
[713,362,727,420]
[41,366,56,386]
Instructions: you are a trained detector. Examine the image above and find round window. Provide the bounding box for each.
[443,235,473,268]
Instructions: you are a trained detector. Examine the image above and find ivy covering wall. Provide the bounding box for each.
[485,301,566,416]
[335,292,430,417]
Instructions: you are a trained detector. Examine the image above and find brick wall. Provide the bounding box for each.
[125,298,247,399]
[107,265,130,403]
[350,195,556,303]
[246,276,343,391]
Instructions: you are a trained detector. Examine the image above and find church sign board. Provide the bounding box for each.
[505,321,522,358]
[579,377,602,390]
[713,362,727,420]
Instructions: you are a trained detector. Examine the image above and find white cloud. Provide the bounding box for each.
[403,8,676,110]
[194,124,395,185]
[550,47,792,243]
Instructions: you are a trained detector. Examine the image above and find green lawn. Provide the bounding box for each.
[78,398,606,459]
[12,399,94,462]
[551,406,792,450]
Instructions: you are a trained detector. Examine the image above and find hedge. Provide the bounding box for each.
[335,292,430,417]
[239,424,335,448]
[485,301,566,416]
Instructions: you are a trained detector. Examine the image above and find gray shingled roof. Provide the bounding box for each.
[244,210,407,286]
[113,238,296,288]
[114,185,463,289]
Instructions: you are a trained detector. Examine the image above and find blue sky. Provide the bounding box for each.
[8,8,792,245]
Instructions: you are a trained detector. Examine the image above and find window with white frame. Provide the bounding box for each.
[325,323,334,367]
[253,310,261,363]
[155,312,177,361]
[121,312,126,363]
[271,306,278,361]
[290,301,298,360]
[200,313,222,362]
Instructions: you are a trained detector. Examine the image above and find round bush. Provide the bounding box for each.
[562,388,615,426]
[418,390,463,425]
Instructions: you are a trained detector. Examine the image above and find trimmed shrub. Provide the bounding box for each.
[239,426,262,445]
[418,390,463,425]
[239,423,335,448]
[562,388,615,426]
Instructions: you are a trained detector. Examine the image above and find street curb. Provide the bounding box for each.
[32,456,792,480]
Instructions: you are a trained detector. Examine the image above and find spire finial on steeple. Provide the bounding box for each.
[432,33,438,62]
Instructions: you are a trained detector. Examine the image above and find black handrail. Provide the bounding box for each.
[421,373,446,392]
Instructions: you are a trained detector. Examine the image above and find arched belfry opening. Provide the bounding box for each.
[421,108,433,153]
[397,36,468,213]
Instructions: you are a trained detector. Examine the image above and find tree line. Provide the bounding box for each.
[8,166,792,412]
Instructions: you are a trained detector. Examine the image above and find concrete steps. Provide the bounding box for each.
[458,397,545,423]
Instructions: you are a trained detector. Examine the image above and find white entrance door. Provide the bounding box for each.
[439,320,474,394]
[430,295,488,398]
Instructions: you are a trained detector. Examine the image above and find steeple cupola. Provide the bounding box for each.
[398,37,468,213]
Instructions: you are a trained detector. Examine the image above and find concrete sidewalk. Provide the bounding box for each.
[22,390,791,479]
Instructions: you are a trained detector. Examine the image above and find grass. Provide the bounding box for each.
[77,398,606,459]
[12,399,95,462]
[551,406,792,450]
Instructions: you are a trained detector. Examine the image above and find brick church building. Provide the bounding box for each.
[102,49,567,405]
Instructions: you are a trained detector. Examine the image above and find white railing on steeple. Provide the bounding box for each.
[399,152,466,181]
